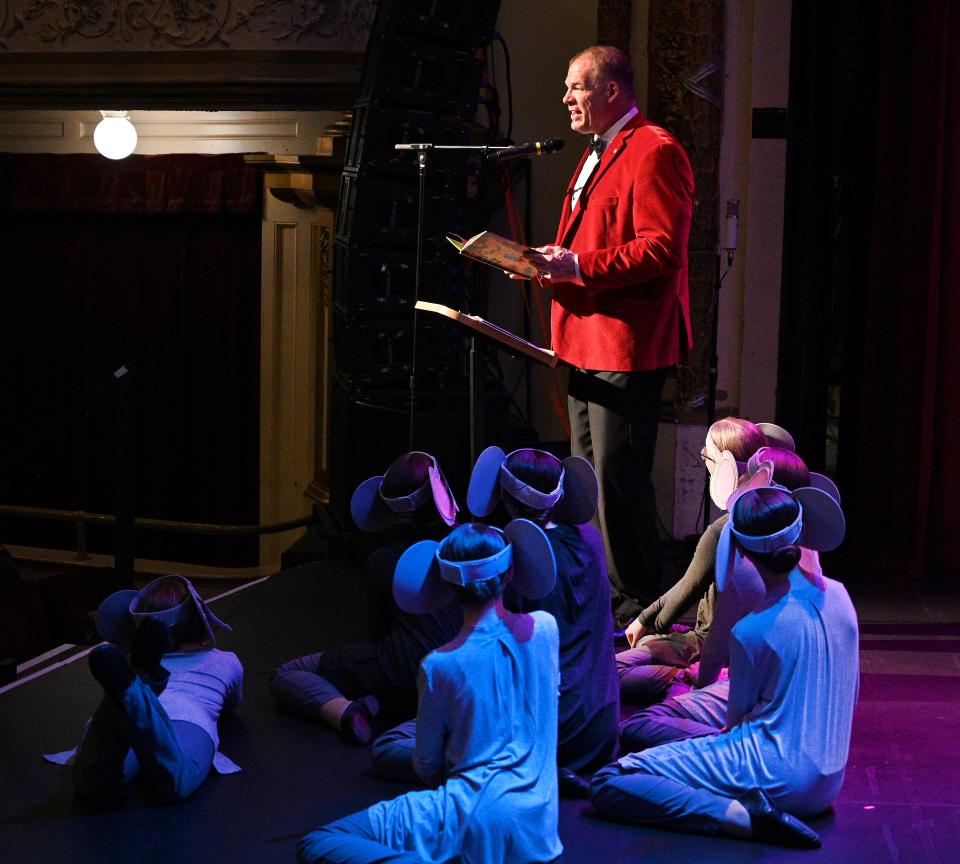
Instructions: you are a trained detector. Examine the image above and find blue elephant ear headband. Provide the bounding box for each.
[350,451,459,532]
[95,574,233,649]
[466,445,599,525]
[392,519,557,615]
[715,484,846,592]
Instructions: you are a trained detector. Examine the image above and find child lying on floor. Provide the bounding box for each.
[45,575,242,803]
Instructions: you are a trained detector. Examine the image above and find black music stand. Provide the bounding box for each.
[415,301,557,461]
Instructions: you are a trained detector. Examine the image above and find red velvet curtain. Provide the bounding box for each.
[850,1,960,579]
[0,153,260,214]
[0,154,262,566]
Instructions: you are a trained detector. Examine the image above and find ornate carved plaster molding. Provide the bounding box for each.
[0,0,374,52]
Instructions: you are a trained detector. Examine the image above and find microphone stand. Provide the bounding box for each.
[394,142,535,452]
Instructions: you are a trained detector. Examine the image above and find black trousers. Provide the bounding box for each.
[568,367,667,620]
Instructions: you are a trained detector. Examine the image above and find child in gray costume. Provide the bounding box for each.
[45,575,242,803]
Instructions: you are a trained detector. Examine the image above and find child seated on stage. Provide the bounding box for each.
[617,444,835,752]
[46,575,242,803]
[352,451,460,639]
[296,521,563,864]
[616,418,798,705]
[591,483,858,849]
[472,446,618,793]
[370,446,618,799]
[270,452,462,745]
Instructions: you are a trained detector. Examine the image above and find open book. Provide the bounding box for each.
[446,231,540,279]
[415,301,558,367]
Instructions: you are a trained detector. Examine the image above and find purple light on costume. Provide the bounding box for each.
[864,805,875,810]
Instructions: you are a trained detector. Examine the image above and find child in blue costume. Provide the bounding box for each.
[469,446,619,793]
[45,575,242,802]
[271,452,463,745]
[591,485,858,850]
[371,447,618,799]
[618,445,842,752]
[296,521,563,864]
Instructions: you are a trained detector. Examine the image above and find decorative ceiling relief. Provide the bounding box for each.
[0,0,375,51]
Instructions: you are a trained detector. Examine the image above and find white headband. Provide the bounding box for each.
[435,542,513,586]
[380,476,433,513]
[729,504,803,553]
[498,460,565,509]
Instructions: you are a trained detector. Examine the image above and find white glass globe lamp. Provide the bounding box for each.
[93,111,138,160]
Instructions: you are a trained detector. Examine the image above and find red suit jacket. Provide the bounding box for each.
[551,113,694,371]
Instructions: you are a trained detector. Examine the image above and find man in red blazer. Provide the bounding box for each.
[525,45,694,624]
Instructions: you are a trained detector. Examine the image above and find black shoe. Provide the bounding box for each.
[130,618,173,694]
[739,789,821,849]
[558,767,591,799]
[131,618,174,675]
[339,695,379,746]
[89,643,135,700]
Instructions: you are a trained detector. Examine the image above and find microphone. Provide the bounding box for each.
[484,138,565,162]
[723,198,740,266]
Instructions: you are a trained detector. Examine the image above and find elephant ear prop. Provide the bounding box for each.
[794,487,846,551]
[709,450,742,510]
[392,540,454,616]
[721,484,846,583]
[96,575,232,648]
[351,452,460,532]
[724,462,774,513]
[757,422,796,452]
[468,447,596,525]
[503,518,557,599]
[428,462,459,526]
[713,519,767,607]
[466,446,508,518]
[94,589,139,647]
[350,475,394,532]
[550,456,599,525]
[392,519,557,615]
[807,472,841,504]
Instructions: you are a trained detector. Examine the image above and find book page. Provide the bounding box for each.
[447,231,539,279]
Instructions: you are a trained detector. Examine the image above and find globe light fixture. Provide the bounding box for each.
[93,111,138,160]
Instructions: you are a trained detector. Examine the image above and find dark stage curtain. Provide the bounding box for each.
[850,1,960,579]
[0,154,262,566]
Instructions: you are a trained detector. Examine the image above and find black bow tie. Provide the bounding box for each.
[588,136,605,157]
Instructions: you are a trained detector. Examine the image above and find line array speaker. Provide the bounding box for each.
[329,0,502,517]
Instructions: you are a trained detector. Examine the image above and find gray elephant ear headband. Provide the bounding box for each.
[756,422,796,452]
[745,446,842,503]
[95,574,232,649]
[351,451,459,532]
[392,519,557,615]
[706,421,801,511]
[466,445,599,525]
[715,484,846,592]
[703,431,746,511]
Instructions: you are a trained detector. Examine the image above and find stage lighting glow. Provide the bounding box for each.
[93,111,138,160]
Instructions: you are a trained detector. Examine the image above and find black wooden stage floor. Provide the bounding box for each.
[2,559,959,864]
